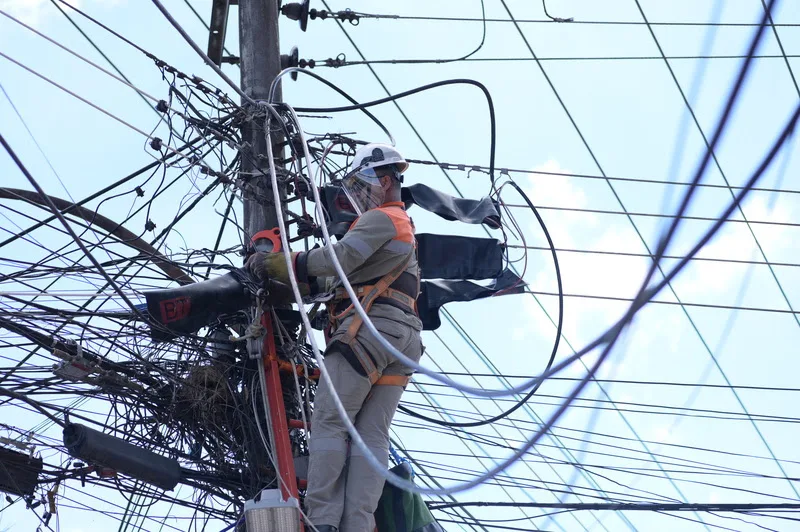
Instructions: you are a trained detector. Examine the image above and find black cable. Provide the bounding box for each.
[426,373,800,393]
[311,53,800,67]
[542,0,573,22]
[428,501,800,512]
[0,133,147,320]
[350,12,800,28]
[279,68,393,143]
[47,0,157,116]
[404,155,800,195]
[293,78,496,183]
[397,180,561,427]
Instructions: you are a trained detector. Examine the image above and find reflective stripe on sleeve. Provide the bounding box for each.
[383,239,413,254]
[344,236,374,259]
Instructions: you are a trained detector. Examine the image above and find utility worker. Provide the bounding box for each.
[246,143,423,532]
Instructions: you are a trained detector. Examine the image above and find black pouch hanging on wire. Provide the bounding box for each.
[417,269,526,330]
[416,233,503,280]
[143,271,252,341]
[402,183,501,228]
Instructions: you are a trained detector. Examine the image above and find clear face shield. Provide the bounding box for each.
[340,167,387,216]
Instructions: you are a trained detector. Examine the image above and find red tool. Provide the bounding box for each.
[251,228,282,253]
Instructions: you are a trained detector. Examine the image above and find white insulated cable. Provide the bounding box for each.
[259,100,613,496]
[275,98,590,399]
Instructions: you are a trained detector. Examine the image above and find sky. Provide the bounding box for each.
[2,0,800,531]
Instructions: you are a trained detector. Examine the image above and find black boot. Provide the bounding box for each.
[312,526,337,532]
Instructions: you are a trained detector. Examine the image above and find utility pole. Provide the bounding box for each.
[236,3,304,528]
[239,0,285,238]
[207,2,308,526]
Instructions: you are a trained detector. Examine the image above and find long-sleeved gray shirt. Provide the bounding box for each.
[304,202,420,287]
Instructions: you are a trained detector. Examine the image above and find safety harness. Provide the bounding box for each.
[326,208,420,387]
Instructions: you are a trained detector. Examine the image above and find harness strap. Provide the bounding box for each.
[334,253,413,385]
[374,375,410,387]
[348,341,380,384]
[334,286,416,313]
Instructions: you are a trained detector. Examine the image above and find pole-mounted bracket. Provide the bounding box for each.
[207,0,232,66]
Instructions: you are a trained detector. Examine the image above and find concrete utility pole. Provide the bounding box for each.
[239,0,285,239]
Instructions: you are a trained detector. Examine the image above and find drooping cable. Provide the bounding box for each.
[398,179,562,427]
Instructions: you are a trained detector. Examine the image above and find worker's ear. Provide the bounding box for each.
[379,174,394,190]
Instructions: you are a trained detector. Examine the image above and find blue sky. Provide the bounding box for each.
[2,0,800,530]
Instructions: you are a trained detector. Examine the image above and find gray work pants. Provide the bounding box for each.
[306,308,423,532]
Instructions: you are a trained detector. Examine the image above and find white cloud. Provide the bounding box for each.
[524,160,596,249]
[527,160,589,211]
[517,160,659,369]
[515,159,788,381]
[676,195,792,298]
[650,424,679,445]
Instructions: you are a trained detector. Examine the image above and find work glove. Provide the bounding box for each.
[265,279,308,304]
[246,251,294,284]
[245,252,309,297]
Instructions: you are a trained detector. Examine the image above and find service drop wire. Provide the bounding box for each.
[270,67,394,145]
[634,0,779,300]
[278,70,496,184]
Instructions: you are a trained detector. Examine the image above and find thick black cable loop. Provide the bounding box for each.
[274,68,394,144]
[398,180,562,427]
[293,78,497,184]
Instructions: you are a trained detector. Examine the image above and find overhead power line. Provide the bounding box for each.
[347,12,800,28]
[311,53,800,67]
[428,501,800,512]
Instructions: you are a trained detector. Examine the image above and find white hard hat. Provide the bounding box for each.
[339,143,408,215]
[348,143,409,176]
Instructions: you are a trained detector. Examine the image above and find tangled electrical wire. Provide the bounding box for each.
[0,28,325,523]
[2,0,796,529]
